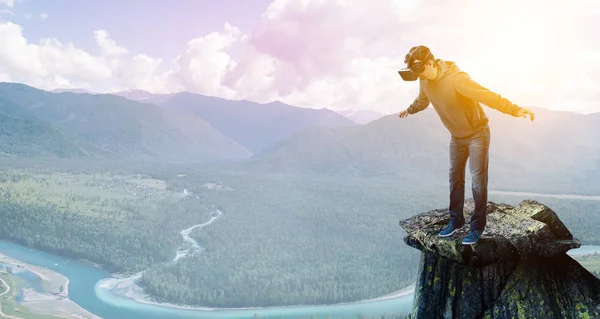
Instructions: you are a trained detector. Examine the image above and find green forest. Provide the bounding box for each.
[0,164,599,308]
[0,170,215,273]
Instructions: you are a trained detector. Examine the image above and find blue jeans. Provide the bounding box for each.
[448,125,490,232]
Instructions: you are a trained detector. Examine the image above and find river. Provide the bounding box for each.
[0,240,414,319]
[490,190,600,201]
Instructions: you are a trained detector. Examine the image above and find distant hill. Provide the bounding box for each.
[112,89,157,101]
[0,98,88,158]
[51,88,97,94]
[246,108,448,180]
[245,106,600,193]
[0,83,251,162]
[115,91,356,154]
[337,109,388,124]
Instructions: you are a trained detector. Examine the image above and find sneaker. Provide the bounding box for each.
[438,222,464,237]
[462,229,483,245]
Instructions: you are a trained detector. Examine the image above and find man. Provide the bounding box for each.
[397,45,535,245]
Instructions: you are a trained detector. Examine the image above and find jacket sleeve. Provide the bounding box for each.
[407,83,430,114]
[453,72,522,116]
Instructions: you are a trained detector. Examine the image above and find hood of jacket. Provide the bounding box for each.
[431,59,460,82]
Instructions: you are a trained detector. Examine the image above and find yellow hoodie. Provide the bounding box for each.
[407,59,522,138]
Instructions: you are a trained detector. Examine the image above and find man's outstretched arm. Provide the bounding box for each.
[407,84,430,114]
[453,72,522,116]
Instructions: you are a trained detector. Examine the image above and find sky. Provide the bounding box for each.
[0,0,599,114]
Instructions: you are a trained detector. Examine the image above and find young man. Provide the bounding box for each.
[397,45,535,245]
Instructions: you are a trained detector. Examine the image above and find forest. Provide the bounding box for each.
[0,164,599,308]
[0,169,217,272]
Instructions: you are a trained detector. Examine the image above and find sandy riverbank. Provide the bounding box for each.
[98,272,414,312]
[360,284,415,302]
[0,252,101,319]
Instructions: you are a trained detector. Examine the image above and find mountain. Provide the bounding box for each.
[0,83,251,162]
[115,91,356,154]
[400,199,600,319]
[337,109,388,124]
[0,98,88,158]
[51,88,97,94]
[245,108,452,180]
[245,106,600,193]
[112,89,158,101]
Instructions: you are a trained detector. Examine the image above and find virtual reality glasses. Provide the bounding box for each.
[398,61,425,81]
[398,50,432,81]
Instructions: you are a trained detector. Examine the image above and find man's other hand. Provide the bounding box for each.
[517,107,535,121]
[398,109,410,118]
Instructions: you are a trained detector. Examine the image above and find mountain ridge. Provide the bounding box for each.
[241,105,600,192]
[0,82,252,162]
[119,90,357,153]
[0,97,90,158]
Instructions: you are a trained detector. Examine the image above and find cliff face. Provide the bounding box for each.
[399,199,600,319]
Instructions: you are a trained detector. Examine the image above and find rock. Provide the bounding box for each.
[399,199,600,319]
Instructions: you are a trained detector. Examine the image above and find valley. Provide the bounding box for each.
[0,166,425,308]
[0,82,599,317]
[1,164,599,313]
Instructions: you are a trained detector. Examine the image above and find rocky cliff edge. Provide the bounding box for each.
[399,199,600,319]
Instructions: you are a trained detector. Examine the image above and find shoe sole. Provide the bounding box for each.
[462,240,477,245]
[438,224,465,238]
[438,229,457,237]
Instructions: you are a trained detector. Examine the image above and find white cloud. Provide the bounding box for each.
[40,13,48,20]
[23,12,32,20]
[221,0,421,112]
[0,72,11,82]
[0,0,599,114]
[168,23,241,98]
[107,54,174,93]
[0,1,421,112]
[0,22,113,88]
[94,30,128,56]
[0,0,14,8]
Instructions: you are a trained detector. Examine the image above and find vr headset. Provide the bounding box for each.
[398,65,422,81]
[398,51,432,81]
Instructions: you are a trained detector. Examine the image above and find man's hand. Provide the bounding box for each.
[516,107,535,121]
[398,109,410,118]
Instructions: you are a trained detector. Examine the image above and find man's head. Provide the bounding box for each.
[399,45,438,81]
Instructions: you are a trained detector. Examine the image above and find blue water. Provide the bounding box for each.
[0,240,414,319]
[567,245,600,256]
[0,262,45,302]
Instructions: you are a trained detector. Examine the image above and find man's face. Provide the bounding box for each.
[412,59,436,80]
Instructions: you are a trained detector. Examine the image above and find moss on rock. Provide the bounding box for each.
[400,200,600,319]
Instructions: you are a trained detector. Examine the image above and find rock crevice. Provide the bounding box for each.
[400,199,600,319]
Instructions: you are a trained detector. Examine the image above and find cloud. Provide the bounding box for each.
[0,0,599,114]
[222,0,421,110]
[0,20,239,95]
[94,30,128,56]
[169,23,241,98]
[0,0,14,8]
[0,22,113,88]
[0,0,423,112]
[23,12,32,20]
[40,13,48,20]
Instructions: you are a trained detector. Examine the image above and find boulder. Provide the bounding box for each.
[400,199,600,319]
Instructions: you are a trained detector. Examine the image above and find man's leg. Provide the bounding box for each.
[448,136,469,227]
[468,126,490,232]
